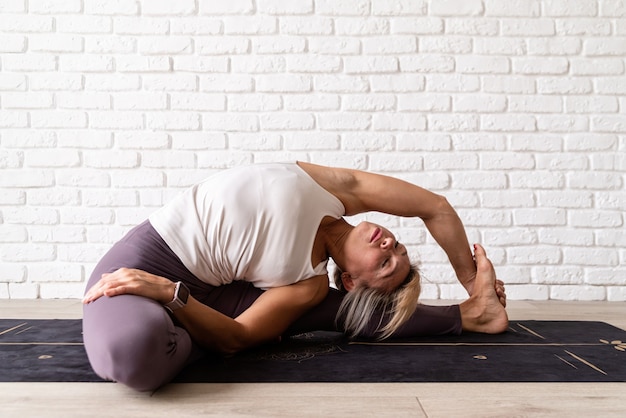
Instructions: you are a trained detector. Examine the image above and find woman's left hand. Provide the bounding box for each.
[82,268,175,305]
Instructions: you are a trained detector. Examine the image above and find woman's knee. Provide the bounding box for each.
[83,296,192,391]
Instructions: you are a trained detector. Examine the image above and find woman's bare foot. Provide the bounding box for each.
[459,244,509,334]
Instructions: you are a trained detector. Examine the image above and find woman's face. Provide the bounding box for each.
[341,221,411,293]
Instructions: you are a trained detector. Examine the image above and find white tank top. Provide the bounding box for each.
[149,163,345,289]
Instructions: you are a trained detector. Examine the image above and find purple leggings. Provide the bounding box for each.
[83,221,461,391]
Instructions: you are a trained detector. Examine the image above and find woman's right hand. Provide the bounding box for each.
[82,268,175,305]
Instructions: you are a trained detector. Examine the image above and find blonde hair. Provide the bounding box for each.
[333,264,421,340]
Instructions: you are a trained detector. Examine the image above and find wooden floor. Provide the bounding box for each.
[1,299,625,417]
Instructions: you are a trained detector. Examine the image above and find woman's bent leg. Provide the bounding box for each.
[83,293,193,391]
[83,221,197,391]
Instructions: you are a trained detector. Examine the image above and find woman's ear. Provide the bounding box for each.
[341,272,356,292]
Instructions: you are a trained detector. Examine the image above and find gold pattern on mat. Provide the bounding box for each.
[564,350,607,376]
[600,339,626,352]
[38,355,53,360]
[0,322,28,336]
[516,323,546,339]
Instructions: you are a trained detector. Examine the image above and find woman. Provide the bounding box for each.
[83,161,508,391]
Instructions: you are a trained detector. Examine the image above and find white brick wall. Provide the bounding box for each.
[1,0,624,301]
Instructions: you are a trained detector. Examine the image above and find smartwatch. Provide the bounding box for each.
[164,281,190,313]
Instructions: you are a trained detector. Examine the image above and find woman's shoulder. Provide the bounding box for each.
[296,161,361,214]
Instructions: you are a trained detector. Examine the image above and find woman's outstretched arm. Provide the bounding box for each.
[298,161,477,294]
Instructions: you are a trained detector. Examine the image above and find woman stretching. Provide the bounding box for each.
[83,161,508,391]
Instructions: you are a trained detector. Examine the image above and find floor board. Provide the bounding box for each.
[1,299,625,417]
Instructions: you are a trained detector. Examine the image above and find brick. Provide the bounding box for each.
[445,18,498,35]
[171,18,222,35]
[591,115,626,133]
[283,133,340,150]
[30,34,84,53]
[454,94,507,112]
[231,56,285,73]
[316,0,370,16]
[30,74,83,91]
[484,0,541,16]
[284,94,340,111]
[502,19,555,36]
[0,0,26,12]
[58,92,111,110]
[8,283,39,299]
[89,111,143,130]
[455,56,510,74]
[480,152,535,170]
[197,151,253,168]
[528,38,582,55]
[252,36,306,54]
[544,0,598,16]
[363,36,417,54]
[84,0,138,15]
[566,96,619,113]
[30,0,82,14]
[224,16,277,35]
[595,77,626,94]
[343,94,396,111]
[369,153,422,171]
[536,115,589,132]
[508,95,562,113]
[57,169,111,187]
[309,37,361,55]
[584,38,626,56]
[0,264,26,282]
[116,57,172,73]
[430,0,483,16]
[60,55,114,72]
[171,93,226,111]
[259,113,315,131]
[3,54,56,71]
[257,75,310,92]
[451,172,508,190]
[200,75,254,92]
[334,18,390,35]
[229,133,282,151]
[400,55,455,72]
[83,151,139,169]
[537,77,593,94]
[586,268,626,286]
[508,246,561,265]
[513,208,567,226]
[280,17,333,34]
[373,113,427,131]
[142,0,196,15]
[398,94,451,112]
[230,94,282,112]
[426,74,480,92]
[509,171,565,189]
[197,37,250,55]
[537,190,593,208]
[563,248,619,266]
[550,286,606,301]
[532,266,584,285]
[372,0,427,15]
[287,56,342,73]
[513,57,569,75]
[569,210,623,228]
[31,111,87,129]
[114,93,168,111]
[1,244,56,262]
[483,227,536,245]
[114,17,169,35]
[146,112,201,131]
[30,226,85,243]
[0,35,26,53]
[143,75,198,92]
[25,150,81,168]
[474,38,527,55]
[392,17,443,34]
[451,134,507,151]
[482,76,535,94]
[596,192,626,210]
[482,114,536,132]
[57,15,112,33]
[319,113,371,131]
[39,283,85,299]
[481,190,536,208]
[202,113,259,132]
[607,287,626,302]
[420,36,472,54]
[344,56,398,74]
[556,18,612,35]
[342,134,395,151]
[138,37,193,55]
[58,131,112,149]
[314,75,369,93]
[570,58,624,75]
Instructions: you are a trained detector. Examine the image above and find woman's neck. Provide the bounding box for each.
[321,218,353,271]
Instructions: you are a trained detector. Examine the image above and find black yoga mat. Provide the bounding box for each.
[1,319,625,383]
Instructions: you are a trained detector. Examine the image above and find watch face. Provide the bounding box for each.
[178,282,190,304]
